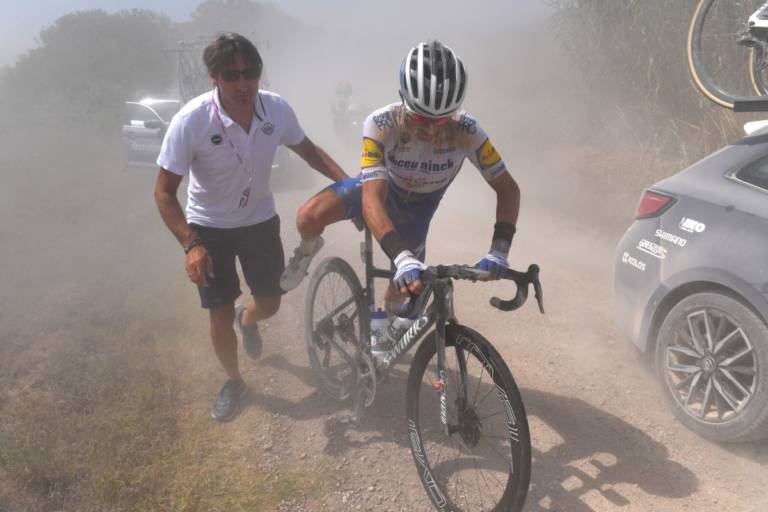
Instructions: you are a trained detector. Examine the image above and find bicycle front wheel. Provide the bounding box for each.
[304,257,367,402]
[406,324,531,512]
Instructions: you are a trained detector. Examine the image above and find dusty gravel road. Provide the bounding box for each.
[171,155,768,512]
[3,149,766,511]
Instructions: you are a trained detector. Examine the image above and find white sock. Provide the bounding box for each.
[299,236,321,255]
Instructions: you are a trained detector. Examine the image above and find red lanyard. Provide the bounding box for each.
[211,92,256,186]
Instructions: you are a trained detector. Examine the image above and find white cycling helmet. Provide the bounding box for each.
[399,40,468,118]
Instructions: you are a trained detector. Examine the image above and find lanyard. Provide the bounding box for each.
[211,93,257,185]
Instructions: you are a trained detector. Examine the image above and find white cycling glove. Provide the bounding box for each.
[476,248,509,280]
[393,250,426,291]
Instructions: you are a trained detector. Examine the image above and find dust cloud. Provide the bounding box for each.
[0,0,645,508]
[0,0,608,444]
[0,4,608,406]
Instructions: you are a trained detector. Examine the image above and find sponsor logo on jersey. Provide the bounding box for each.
[622,251,646,271]
[637,239,667,259]
[361,169,388,182]
[211,134,222,145]
[476,138,501,169]
[679,217,706,233]
[482,164,507,181]
[433,146,456,155]
[655,229,687,247]
[458,114,477,134]
[386,153,455,172]
[360,137,384,168]
[262,122,275,135]
[373,111,395,131]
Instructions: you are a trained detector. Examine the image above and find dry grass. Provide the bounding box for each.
[0,123,329,511]
[548,0,766,173]
[0,324,326,511]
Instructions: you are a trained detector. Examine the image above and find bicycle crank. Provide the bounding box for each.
[352,351,377,422]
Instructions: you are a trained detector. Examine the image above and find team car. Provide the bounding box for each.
[614,122,768,443]
[122,98,181,165]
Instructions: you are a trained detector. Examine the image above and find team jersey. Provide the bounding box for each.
[157,88,304,229]
[359,103,507,194]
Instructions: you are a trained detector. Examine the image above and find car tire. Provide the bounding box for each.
[655,292,768,442]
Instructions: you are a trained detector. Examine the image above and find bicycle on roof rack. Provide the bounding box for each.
[303,226,544,512]
[689,0,768,111]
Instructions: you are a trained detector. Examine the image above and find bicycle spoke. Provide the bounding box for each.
[477,409,507,422]
[468,351,486,405]
[410,329,529,511]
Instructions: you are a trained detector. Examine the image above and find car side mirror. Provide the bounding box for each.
[143,119,164,129]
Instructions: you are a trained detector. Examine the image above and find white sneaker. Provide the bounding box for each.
[280,236,324,292]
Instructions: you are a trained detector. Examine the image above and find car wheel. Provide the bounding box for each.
[655,292,768,442]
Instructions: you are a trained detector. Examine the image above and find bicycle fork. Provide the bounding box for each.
[432,280,468,436]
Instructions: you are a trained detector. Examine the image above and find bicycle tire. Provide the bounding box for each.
[687,0,767,109]
[749,44,768,96]
[304,257,367,402]
[406,323,531,512]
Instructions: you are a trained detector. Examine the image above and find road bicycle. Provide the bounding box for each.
[304,227,544,512]
[688,0,768,110]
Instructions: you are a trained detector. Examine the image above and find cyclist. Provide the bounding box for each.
[281,40,520,310]
[331,81,354,119]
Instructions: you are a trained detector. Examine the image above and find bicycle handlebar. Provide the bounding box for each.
[393,264,545,318]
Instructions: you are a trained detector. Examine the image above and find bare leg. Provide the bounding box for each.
[296,188,347,244]
[241,295,280,327]
[281,189,348,292]
[209,302,241,380]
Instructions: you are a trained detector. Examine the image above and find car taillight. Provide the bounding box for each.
[635,190,675,219]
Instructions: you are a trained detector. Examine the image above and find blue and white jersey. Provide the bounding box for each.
[359,103,508,195]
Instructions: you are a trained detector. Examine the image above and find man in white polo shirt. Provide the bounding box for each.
[154,33,349,421]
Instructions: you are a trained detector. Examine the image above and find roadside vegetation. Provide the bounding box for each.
[548,0,761,189]
[0,2,326,510]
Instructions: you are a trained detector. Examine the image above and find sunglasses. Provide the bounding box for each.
[220,68,259,82]
[408,112,451,126]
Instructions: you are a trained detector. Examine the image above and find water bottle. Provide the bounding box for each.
[384,315,415,346]
[370,309,389,355]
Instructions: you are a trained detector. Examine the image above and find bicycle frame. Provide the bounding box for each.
[358,228,465,433]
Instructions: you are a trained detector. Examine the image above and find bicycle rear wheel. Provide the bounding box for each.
[687,0,767,107]
[406,324,531,512]
[304,257,367,402]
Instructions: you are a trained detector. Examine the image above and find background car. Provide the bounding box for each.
[121,97,307,191]
[122,98,181,165]
[614,124,768,443]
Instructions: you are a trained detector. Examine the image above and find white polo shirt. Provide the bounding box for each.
[157,88,305,228]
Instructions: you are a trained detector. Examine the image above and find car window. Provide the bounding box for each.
[151,102,181,122]
[127,104,159,123]
[736,153,768,191]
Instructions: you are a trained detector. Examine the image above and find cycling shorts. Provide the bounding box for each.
[327,176,445,261]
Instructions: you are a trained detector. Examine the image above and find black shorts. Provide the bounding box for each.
[190,215,284,309]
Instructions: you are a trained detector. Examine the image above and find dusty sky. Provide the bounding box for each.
[0,0,551,68]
